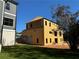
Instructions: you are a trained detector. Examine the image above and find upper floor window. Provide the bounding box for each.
[30,24,32,28]
[59,31,62,36]
[45,21,47,26]
[5,2,10,10]
[49,22,51,26]
[3,17,13,26]
[26,24,28,29]
[54,31,57,36]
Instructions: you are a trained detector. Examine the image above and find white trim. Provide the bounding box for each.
[3,29,15,31]
[4,12,16,16]
[0,0,4,26]
[0,0,3,2]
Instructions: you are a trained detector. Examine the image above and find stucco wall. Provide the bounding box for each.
[43,19,64,45]
[23,18,64,46]
[23,28,44,45]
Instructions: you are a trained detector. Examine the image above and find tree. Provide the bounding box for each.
[65,21,79,50]
[52,5,79,50]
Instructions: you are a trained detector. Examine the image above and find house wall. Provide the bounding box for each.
[0,0,4,52]
[22,19,44,45]
[4,1,16,15]
[23,17,64,46]
[2,29,15,46]
[0,0,4,27]
[27,19,43,29]
[43,19,64,45]
[3,1,16,30]
[0,0,4,43]
[2,0,17,46]
[23,28,44,45]
[3,13,16,30]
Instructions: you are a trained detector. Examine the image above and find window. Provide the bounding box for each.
[55,38,58,43]
[49,22,51,26]
[26,24,28,29]
[50,38,52,43]
[45,21,47,25]
[5,2,10,10]
[46,38,48,43]
[36,38,39,43]
[3,17,13,26]
[54,31,57,36]
[30,24,32,28]
[49,31,52,34]
[59,31,62,36]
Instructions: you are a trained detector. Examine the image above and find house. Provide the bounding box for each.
[22,16,64,46]
[0,0,18,46]
[16,32,22,39]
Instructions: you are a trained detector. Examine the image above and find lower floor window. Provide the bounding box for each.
[55,38,58,43]
[50,38,52,43]
[46,38,48,43]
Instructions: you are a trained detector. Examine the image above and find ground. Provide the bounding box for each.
[0,44,79,59]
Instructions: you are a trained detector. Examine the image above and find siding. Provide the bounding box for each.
[0,1,4,27]
[2,29,15,46]
[3,13,16,30]
[0,0,4,51]
[5,2,16,15]
[0,0,17,47]
[3,1,16,30]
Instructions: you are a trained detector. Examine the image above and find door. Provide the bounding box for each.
[27,36,32,44]
[55,38,58,43]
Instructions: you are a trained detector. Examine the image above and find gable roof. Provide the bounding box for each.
[27,16,58,25]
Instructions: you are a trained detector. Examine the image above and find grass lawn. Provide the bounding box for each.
[0,44,79,59]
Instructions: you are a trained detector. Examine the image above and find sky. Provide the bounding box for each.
[16,0,79,32]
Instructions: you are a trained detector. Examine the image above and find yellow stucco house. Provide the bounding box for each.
[22,16,64,46]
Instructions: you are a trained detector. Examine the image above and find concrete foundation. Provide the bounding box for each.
[0,44,1,52]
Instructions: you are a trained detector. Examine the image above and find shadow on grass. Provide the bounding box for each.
[2,45,79,59]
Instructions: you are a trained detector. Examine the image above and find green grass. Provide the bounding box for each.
[0,44,79,59]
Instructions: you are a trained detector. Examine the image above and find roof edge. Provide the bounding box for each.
[4,0,18,5]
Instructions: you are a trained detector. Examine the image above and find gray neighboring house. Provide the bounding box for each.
[0,0,18,46]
